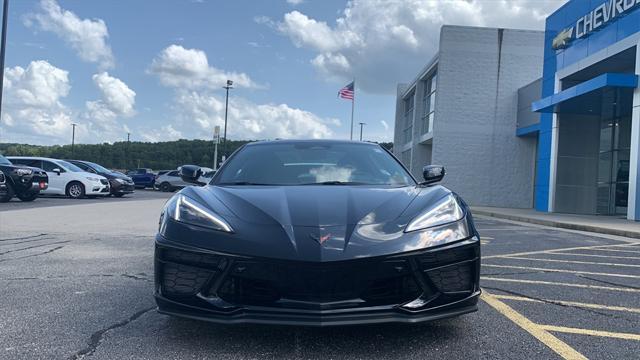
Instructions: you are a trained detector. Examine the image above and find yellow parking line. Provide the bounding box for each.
[482,263,640,279]
[481,292,587,360]
[541,325,640,341]
[484,243,638,259]
[491,294,640,314]
[481,277,640,293]
[546,252,640,260]
[502,256,640,268]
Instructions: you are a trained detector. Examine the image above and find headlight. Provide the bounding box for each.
[86,177,101,182]
[14,168,33,176]
[167,194,233,233]
[114,178,126,184]
[405,194,465,232]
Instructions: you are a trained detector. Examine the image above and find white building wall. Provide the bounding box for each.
[430,26,543,208]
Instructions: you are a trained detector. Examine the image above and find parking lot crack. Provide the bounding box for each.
[68,306,155,360]
[0,233,48,242]
[120,274,152,282]
[0,240,70,256]
[0,245,65,263]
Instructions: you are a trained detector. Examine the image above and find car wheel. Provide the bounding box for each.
[0,182,15,202]
[16,192,38,202]
[66,182,85,199]
[113,193,125,198]
[160,182,173,192]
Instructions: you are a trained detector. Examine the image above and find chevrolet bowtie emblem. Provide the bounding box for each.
[552,27,574,50]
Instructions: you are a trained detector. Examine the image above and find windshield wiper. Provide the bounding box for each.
[300,181,368,185]
[217,181,272,186]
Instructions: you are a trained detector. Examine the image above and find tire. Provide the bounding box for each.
[0,182,14,203]
[16,192,38,202]
[113,193,125,198]
[160,182,172,192]
[66,181,86,199]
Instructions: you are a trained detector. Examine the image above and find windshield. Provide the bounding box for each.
[86,161,112,174]
[216,142,414,186]
[57,160,85,173]
[0,155,11,165]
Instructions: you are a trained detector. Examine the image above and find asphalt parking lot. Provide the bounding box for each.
[1,196,639,359]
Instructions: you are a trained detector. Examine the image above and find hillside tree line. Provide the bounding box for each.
[0,140,393,171]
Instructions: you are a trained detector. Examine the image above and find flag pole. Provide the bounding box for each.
[350,79,355,140]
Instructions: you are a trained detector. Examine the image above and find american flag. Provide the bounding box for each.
[338,81,354,100]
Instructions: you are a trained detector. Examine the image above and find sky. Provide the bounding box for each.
[0,0,563,145]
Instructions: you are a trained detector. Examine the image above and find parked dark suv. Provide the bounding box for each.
[126,168,156,188]
[0,154,48,202]
[67,160,135,197]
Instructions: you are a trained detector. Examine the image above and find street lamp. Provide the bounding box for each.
[222,79,233,160]
[358,122,366,141]
[71,123,77,156]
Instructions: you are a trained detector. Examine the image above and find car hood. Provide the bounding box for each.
[167,184,460,261]
[202,185,422,227]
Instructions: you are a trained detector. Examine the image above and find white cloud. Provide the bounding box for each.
[160,91,336,140]
[148,45,336,141]
[90,72,136,117]
[149,44,261,89]
[0,60,73,144]
[82,72,136,142]
[286,0,304,6]
[24,0,115,69]
[380,120,389,131]
[140,124,183,142]
[274,0,561,93]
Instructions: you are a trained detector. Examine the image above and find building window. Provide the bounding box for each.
[401,149,411,168]
[421,72,437,134]
[403,92,415,144]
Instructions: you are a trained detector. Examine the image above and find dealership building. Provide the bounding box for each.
[394,0,640,220]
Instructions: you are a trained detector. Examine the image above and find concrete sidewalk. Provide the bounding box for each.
[472,206,640,239]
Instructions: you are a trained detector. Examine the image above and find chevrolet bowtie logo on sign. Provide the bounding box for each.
[552,0,640,51]
[552,27,574,50]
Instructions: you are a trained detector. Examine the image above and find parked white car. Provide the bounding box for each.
[8,156,110,198]
[155,167,215,192]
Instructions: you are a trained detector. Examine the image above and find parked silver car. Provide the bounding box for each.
[155,168,215,192]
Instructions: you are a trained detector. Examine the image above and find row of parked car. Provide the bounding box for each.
[0,154,216,202]
[0,155,136,202]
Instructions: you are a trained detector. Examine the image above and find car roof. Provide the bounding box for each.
[7,156,60,161]
[244,139,380,147]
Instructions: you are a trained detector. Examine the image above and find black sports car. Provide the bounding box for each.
[155,140,480,326]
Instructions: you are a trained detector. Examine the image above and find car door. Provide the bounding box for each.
[41,160,71,195]
[167,171,187,187]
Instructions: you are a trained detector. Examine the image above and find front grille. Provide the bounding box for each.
[217,259,421,308]
[162,263,213,296]
[425,261,474,293]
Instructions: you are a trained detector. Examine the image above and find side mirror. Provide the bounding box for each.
[52,168,61,175]
[422,165,445,185]
[180,165,205,185]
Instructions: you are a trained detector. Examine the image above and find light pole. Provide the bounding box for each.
[126,132,130,169]
[0,0,10,118]
[222,79,233,160]
[71,123,77,156]
[358,122,366,141]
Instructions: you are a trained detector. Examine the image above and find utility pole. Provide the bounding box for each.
[222,79,233,160]
[0,0,10,118]
[213,125,220,170]
[358,122,366,141]
[126,132,130,170]
[71,123,77,157]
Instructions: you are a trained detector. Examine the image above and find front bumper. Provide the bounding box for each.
[109,180,135,195]
[86,181,110,196]
[154,236,480,326]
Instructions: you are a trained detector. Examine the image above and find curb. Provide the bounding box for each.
[472,209,640,240]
